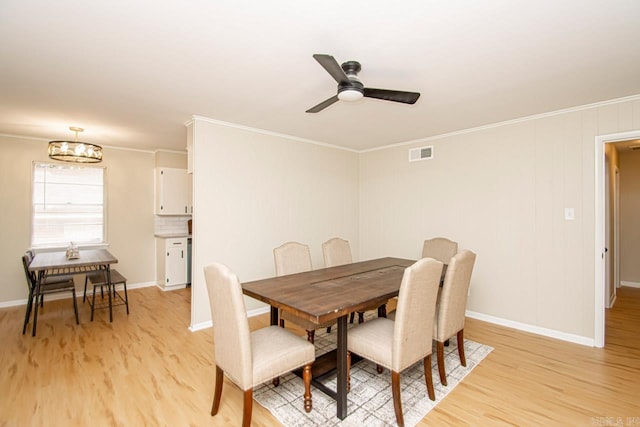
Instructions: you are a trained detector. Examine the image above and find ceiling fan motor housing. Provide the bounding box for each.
[338,61,364,100]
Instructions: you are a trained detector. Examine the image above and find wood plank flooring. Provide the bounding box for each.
[1,285,639,426]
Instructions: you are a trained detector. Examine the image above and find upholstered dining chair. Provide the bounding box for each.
[422,237,458,264]
[204,262,315,427]
[346,257,443,427]
[21,251,79,334]
[322,237,385,324]
[274,241,336,343]
[433,250,476,386]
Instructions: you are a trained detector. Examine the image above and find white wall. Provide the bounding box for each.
[359,97,640,341]
[0,135,157,304]
[619,148,640,284]
[190,118,359,328]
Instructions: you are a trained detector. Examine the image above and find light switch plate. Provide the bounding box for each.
[565,208,575,220]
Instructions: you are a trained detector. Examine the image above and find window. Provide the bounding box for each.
[31,162,106,247]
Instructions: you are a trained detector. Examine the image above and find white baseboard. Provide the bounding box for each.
[621,281,640,288]
[188,306,269,333]
[0,281,156,309]
[189,320,212,332]
[465,310,595,347]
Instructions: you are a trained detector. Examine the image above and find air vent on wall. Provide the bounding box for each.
[408,146,433,162]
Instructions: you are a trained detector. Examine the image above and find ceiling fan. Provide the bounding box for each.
[306,54,420,113]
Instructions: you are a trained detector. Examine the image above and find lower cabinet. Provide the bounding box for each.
[157,237,187,289]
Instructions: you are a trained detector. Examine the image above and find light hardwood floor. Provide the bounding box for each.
[1,285,639,426]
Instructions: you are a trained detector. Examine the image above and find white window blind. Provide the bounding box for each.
[32,162,106,247]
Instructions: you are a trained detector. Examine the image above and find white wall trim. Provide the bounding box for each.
[247,305,270,318]
[191,115,359,153]
[189,320,212,332]
[621,281,640,288]
[364,94,640,153]
[595,129,640,348]
[466,310,595,347]
[0,281,156,309]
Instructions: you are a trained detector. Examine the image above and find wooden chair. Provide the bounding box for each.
[422,237,458,264]
[346,258,443,427]
[322,237,386,324]
[21,251,79,335]
[433,250,476,386]
[274,241,336,343]
[204,262,315,427]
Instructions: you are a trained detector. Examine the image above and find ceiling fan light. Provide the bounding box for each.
[338,89,363,102]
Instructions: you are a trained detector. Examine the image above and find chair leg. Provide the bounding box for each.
[306,329,315,344]
[242,389,253,427]
[91,283,97,321]
[457,329,466,366]
[391,371,405,427]
[376,364,384,374]
[437,341,447,386]
[279,319,285,328]
[302,363,313,413]
[346,351,351,393]
[349,312,355,324]
[378,304,387,318]
[123,281,129,315]
[83,275,88,302]
[272,377,279,387]
[326,326,331,334]
[22,292,34,335]
[358,312,364,324]
[211,365,224,416]
[72,289,79,325]
[423,355,435,400]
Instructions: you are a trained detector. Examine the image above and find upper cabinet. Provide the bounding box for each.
[156,167,191,215]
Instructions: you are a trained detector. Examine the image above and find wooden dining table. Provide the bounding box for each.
[242,257,416,420]
[28,249,118,336]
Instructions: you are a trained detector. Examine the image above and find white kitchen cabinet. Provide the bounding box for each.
[156,167,190,215]
[156,237,187,289]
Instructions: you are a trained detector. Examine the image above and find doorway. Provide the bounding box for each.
[595,130,640,347]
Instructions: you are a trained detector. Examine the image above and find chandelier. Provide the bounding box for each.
[48,127,103,163]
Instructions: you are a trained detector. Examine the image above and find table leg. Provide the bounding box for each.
[270,306,278,326]
[336,315,348,420]
[106,267,113,322]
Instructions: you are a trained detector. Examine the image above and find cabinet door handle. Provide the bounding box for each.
[181,250,184,258]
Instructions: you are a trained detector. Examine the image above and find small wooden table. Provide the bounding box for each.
[242,257,415,420]
[28,249,118,336]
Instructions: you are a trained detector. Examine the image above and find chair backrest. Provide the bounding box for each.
[22,253,36,292]
[422,237,458,264]
[435,250,477,341]
[392,257,443,372]
[273,242,312,276]
[204,262,253,390]
[322,237,352,267]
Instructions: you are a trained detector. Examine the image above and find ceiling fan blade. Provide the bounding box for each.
[363,88,420,104]
[313,54,350,85]
[306,95,339,113]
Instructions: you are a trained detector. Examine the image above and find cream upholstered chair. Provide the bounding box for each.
[274,241,336,343]
[422,237,458,264]
[346,258,443,427]
[433,250,476,386]
[322,237,352,267]
[204,262,315,427]
[322,237,385,324]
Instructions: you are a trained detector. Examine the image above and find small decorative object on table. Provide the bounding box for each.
[65,242,80,259]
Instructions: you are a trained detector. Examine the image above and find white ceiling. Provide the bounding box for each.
[1,1,639,152]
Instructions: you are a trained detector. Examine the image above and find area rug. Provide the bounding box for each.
[253,322,493,427]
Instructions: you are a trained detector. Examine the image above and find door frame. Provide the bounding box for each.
[595,129,640,347]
